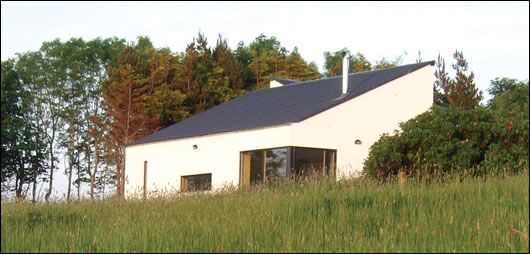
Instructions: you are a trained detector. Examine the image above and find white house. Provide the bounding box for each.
[124,59,434,197]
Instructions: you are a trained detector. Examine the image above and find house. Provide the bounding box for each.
[124,59,435,197]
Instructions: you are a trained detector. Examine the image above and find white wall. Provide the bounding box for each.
[125,125,291,197]
[290,65,434,178]
[269,80,284,88]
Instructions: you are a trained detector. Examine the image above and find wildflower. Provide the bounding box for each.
[433,163,438,167]
[509,121,513,125]
[466,138,469,142]
[508,126,512,130]
[521,137,525,141]
[509,111,513,115]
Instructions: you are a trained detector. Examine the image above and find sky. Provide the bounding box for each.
[1,1,529,199]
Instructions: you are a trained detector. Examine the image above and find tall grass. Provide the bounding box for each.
[2,172,528,253]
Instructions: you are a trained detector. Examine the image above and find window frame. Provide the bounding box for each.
[181,173,212,192]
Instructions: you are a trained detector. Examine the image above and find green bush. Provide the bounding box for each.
[363,106,529,179]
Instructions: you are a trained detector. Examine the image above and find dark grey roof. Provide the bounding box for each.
[269,76,300,85]
[129,61,434,146]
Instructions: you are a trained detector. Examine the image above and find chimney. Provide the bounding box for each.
[342,51,350,95]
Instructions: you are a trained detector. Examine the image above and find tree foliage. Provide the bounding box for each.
[487,78,529,118]
[364,106,529,179]
[240,33,320,89]
[1,58,47,201]
[323,48,406,77]
[323,49,372,77]
[434,50,483,109]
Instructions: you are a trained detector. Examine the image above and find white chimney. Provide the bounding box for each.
[342,51,350,95]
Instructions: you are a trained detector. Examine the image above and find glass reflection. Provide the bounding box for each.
[266,148,288,182]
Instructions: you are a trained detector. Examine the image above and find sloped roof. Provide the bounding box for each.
[129,61,434,146]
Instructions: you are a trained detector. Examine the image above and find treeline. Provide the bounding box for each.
[1,33,407,201]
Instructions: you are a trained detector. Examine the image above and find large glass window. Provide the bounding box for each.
[240,146,335,186]
[181,173,212,192]
[292,147,336,178]
[241,147,288,185]
[266,148,288,182]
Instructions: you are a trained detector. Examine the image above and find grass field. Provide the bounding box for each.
[1,173,529,253]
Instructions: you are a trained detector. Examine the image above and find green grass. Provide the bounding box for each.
[2,173,529,253]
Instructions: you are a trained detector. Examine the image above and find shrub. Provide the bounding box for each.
[363,106,529,179]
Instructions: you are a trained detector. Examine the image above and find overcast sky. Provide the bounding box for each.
[1,1,529,199]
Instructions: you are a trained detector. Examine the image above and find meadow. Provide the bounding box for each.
[1,172,529,253]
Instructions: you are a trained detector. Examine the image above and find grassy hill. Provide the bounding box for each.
[1,173,528,253]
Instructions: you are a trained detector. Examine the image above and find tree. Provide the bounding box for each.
[373,53,405,70]
[434,50,483,109]
[240,34,321,88]
[103,36,188,196]
[104,44,158,196]
[488,78,529,118]
[42,38,91,202]
[15,51,57,202]
[2,58,47,201]
[234,41,254,91]
[284,47,320,81]
[84,37,126,200]
[434,54,450,106]
[1,59,24,196]
[487,77,528,98]
[143,48,188,127]
[323,49,371,77]
[213,35,244,95]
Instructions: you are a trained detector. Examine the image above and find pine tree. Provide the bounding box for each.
[435,50,483,109]
[213,35,244,94]
[103,44,161,196]
[284,47,320,81]
[434,54,450,106]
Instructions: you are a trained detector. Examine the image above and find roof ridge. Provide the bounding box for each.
[254,61,435,91]
[269,76,300,82]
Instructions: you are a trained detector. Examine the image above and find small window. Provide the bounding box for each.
[181,173,212,192]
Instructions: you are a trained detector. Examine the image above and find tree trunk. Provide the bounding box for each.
[32,167,37,203]
[120,148,126,196]
[67,158,73,202]
[77,159,81,201]
[90,145,99,200]
[121,77,132,197]
[16,160,24,202]
[45,130,55,203]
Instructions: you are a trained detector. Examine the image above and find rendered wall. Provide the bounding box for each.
[290,65,434,178]
[125,125,291,197]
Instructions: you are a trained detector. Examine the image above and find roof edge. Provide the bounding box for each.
[126,123,293,148]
